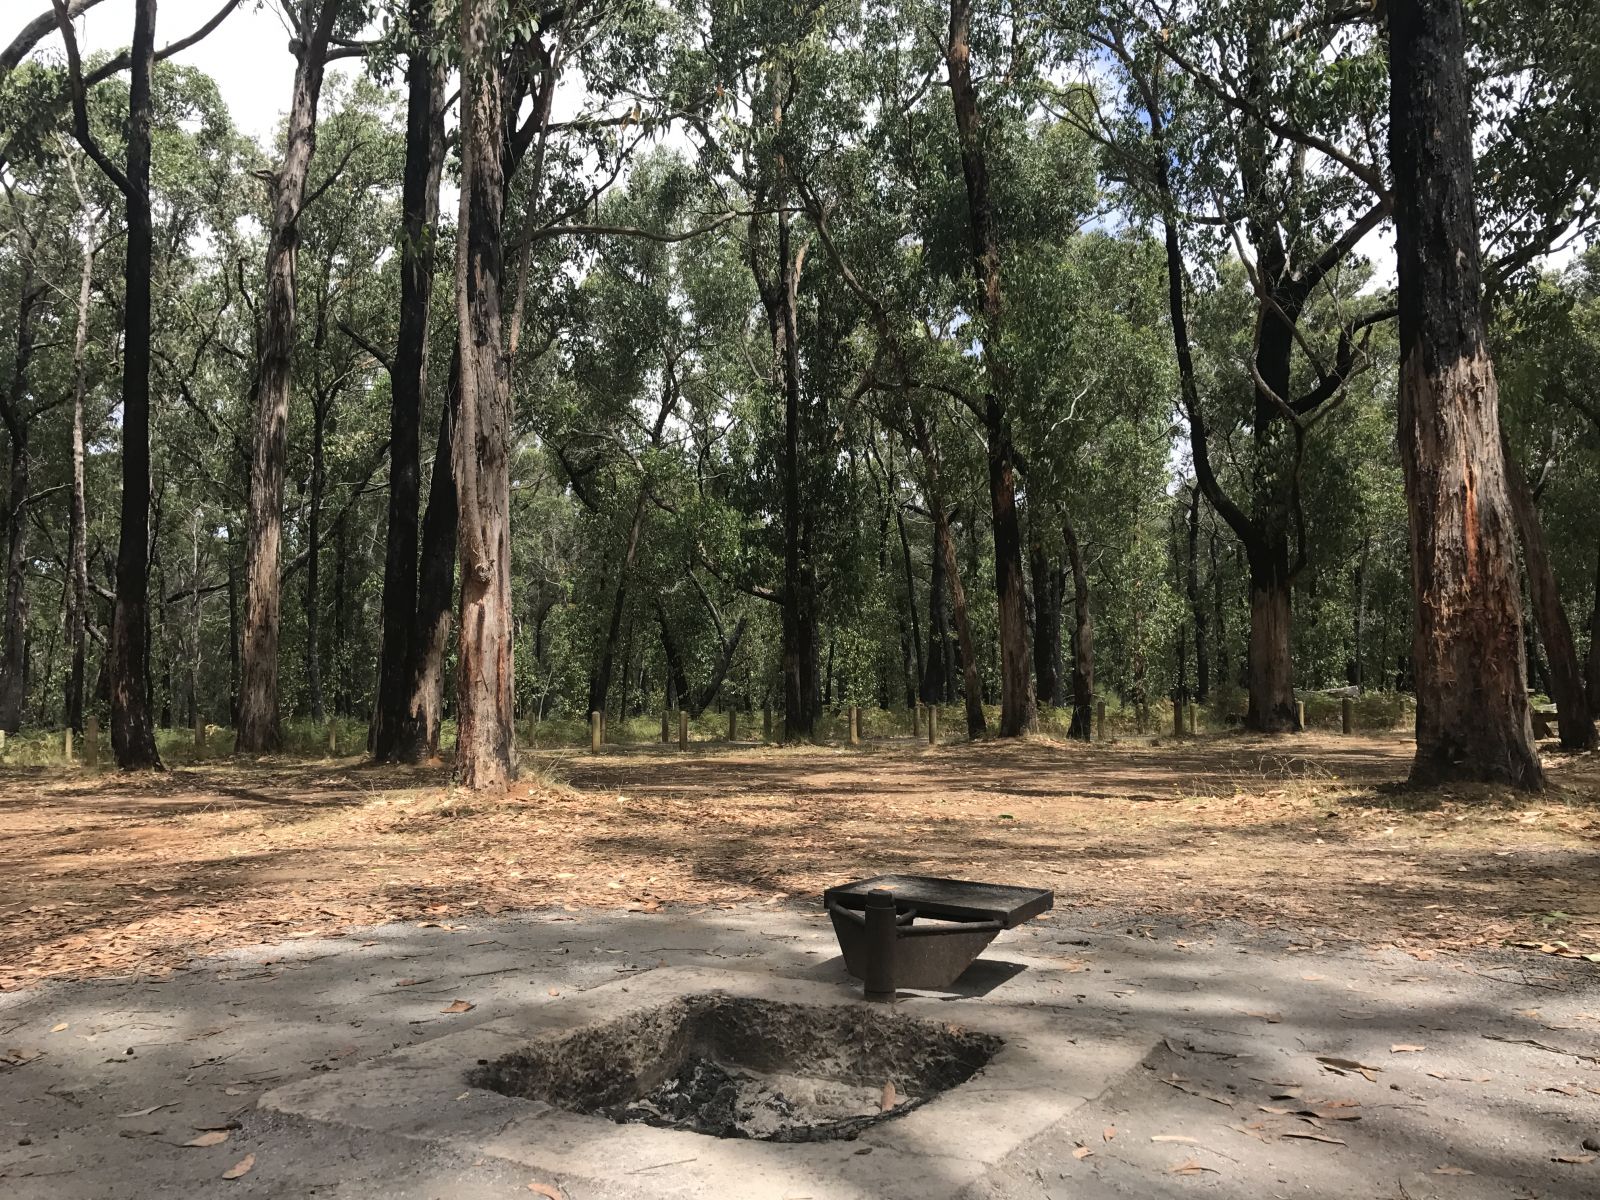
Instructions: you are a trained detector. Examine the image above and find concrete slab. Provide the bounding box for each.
[261,966,1157,1200]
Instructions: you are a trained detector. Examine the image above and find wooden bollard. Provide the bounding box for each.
[927,705,939,745]
[1341,696,1354,735]
[679,709,689,751]
[1296,700,1306,730]
[194,712,205,750]
[848,705,860,747]
[661,710,671,743]
[728,709,738,742]
[590,711,602,754]
[912,703,921,739]
[65,726,74,761]
[85,715,99,769]
[1095,700,1105,742]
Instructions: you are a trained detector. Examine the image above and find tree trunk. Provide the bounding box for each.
[1246,540,1299,730]
[1587,537,1600,712]
[922,513,949,705]
[776,207,819,741]
[894,502,924,701]
[303,396,327,723]
[452,0,515,788]
[915,419,985,742]
[64,227,95,734]
[1063,514,1093,740]
[1389,0,1541,789]
[1029,521,1062,707]
[109,0,162,768]
[1503,438,1595,748]
[1211,528,1228,694]
[236,0,340,752]
[946,0,1033,736]
[406,367,457,761]
[373,0,445,762]
[1186,486,1209,703]
[0,266,40,733]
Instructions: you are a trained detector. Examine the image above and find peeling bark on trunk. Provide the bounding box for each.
[452,0,515,789]
[1503,438,1596,749]
[407,365,457,761]
[236,0,340,752]
[1389,0,1541,789]
[1064,514,1093,741]
[373,0,445,763]
[945,0,1033,736]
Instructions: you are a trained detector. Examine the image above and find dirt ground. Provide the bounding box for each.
[2,729,1598,990]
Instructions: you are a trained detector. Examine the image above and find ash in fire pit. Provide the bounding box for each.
[468,994,1001,1143]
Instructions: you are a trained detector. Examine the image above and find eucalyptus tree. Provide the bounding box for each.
[52,0,163,767]
[236,0,371,752]
[1068,0,1395,734]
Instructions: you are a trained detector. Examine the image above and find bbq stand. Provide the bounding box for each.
[823,874,1054,1001]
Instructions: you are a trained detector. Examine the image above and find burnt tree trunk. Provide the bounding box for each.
[1503,438,1595,748]
[373,0,445,762]
[236,0,340,752]
[452,0,515,788]
[946,0,1033,736]
[1389,0,1541,788]
[1064,514,1094,740]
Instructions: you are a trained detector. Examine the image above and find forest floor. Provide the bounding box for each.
[2,728,1597,991]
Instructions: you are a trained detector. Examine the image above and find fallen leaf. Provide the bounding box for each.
[115,1103,175,1118]
[527,1183,565,1200]
[1301,973,1325,981]
[1390,1044,1425,1054]
[1282,1131,1346,1145]
[50,1023,68,1033]
[1433,1165,1474,1175]
[880,1082,897,1111]
[222,1154,255,1180]
[440,1000,475,1014]
[1552,1154,1595,1165]
[1167,1159,1218,1175]
[1317,1056,1380,1083]
[1072,1147,1093,1160]
[184,1131,229,1148]
[1152,1135,1199,1144]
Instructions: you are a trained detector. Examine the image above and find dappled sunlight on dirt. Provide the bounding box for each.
[1,731,1596,989]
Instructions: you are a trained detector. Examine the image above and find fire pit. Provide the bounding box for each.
[824,874,1054,998]
[469,994,1000,1142]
